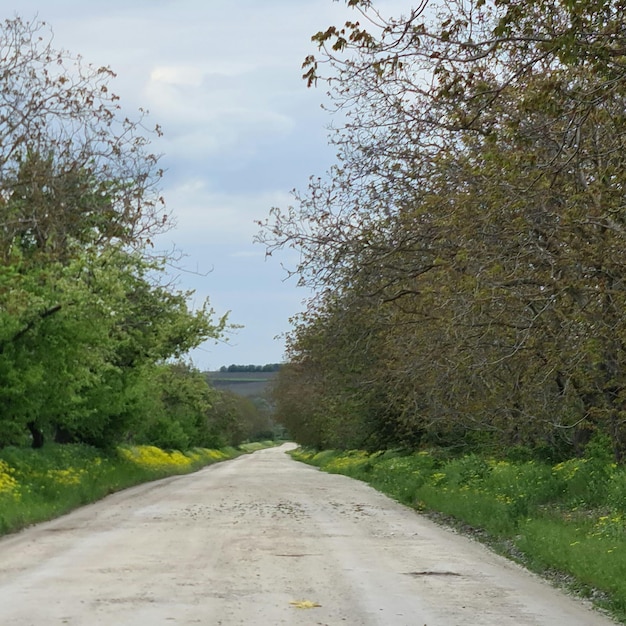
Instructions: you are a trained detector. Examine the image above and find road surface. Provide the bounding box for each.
[0,444,618,625]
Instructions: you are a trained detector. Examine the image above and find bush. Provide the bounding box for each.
[552,457,615,507]
[607,468,626,511]
[485,460,558,507]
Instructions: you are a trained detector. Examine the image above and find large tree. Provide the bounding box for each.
[0,18,227,448]
[261,0,626,458]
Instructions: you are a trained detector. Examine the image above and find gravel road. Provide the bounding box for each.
[0,444,618,626]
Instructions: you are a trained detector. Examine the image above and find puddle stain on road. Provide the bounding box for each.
[406,571,463,577]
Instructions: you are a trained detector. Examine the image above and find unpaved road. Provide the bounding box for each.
[0,444,618,626]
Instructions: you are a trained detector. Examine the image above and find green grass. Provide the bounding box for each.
[516,516,626,614]
[292,447,626,623]
[238,440,279,452]
[0,442,274,536]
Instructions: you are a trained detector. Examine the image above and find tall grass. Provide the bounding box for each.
[292,447,626,623]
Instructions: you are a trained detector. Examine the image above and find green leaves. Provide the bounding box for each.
[0,18,228,449]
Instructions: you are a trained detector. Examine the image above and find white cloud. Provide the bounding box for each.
[162,178,292,246]
[150,65,204,87]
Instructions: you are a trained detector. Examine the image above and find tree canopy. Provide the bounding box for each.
[261,0,626,460]
[0,17,240,449]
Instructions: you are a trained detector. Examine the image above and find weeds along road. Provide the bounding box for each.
[0,444,618,626]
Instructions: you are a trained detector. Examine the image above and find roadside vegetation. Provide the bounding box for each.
[0,18,278,454]
[292,444,626,622]
[0,17,231,452]
[263,0,626,462]
[0,441,274,537]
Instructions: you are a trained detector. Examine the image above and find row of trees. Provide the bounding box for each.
[262,0,626,460]
[0,18,263,450]
[218,364,282,373]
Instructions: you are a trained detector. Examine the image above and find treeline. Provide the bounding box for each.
[0,18,265,450]
[261,0,626,461]
[218,364,282,373]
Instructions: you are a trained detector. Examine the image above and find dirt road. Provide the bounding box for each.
[0,444,618,625]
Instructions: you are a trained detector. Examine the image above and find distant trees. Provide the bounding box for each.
[133,363,270,450]
[261,0,626,460]
[219,364,282,373]
[211,364,282,441]
[0,17,233,450]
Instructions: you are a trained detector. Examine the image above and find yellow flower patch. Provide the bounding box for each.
[553,458,587,481]
[118,445,231,472]
[0,459,18,496]
[45,468,85,486]
[119,445,194,471]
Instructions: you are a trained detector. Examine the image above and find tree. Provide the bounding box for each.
[270,290,408,449]
[0,245,226,448]
[0,17,166,260]
[0,17,227,449]
[260,0,626,459]
[133,362,215,450]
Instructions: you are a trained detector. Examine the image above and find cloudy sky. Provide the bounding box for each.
[0,1,385,369]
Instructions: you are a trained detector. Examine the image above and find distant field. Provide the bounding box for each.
[206,371,278,398]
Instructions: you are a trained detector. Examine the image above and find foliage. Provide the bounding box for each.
[293,446,626,620]
[0,245,225,448]
[126,363,278,450]
[0,17,243,450]
[260,0,626,460]
[202,389,272,447]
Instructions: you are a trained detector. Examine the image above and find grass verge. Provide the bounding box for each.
[0,440,276,536]
[291,447,626,623]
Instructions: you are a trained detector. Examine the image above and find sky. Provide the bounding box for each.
[0,0,362,370]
